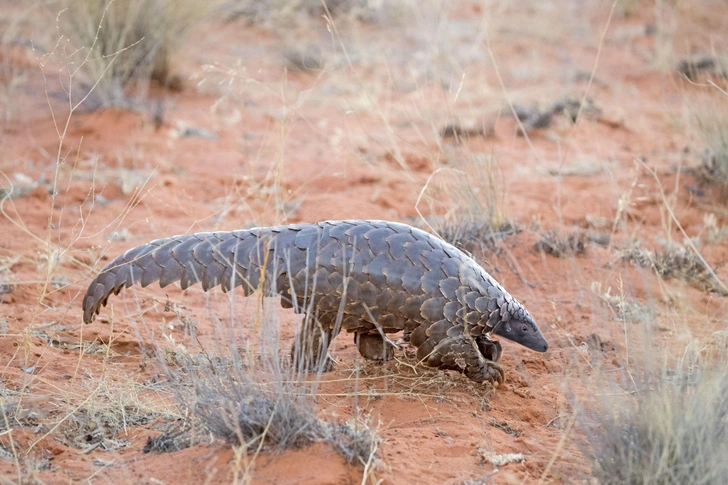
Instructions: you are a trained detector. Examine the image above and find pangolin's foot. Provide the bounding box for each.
[355,332,395,362]
[466,359,505,386]
[420,337,505,386]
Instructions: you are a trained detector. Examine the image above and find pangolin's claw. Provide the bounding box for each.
[485,359,505,386]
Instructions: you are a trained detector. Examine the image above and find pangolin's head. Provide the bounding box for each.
[492,307,548,353]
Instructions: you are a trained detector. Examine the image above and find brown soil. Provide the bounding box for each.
[2,2,728,484]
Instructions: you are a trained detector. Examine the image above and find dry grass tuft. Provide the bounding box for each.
[57,0,218,106]
[149,298,379,468]
[418,156,516,256]
[54,376,174,452]
[143,420,201,454]
[593,283,654,324]
[581,358,728,485]
[0,399,44,434]
[620,246,726,294]
[514,96,600,135]
[224,0,391,25]
[171,353,378,465]
[698,126,728,190]
[58,406,155,451]
[676,53,728,81]
[434,217,518,255]
[0,17,31,123]
[535,229,589,258]
[692,89,728,190]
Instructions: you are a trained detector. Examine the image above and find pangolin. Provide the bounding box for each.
[82,220,548,385]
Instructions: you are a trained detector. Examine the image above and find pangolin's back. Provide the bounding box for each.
[83,220,510,334]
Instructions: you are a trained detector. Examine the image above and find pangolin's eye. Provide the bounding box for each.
[521,325,529,333]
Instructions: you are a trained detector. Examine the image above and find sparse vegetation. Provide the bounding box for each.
[435,216,518,255]
[695,94,728,190]
[0,11,31,123]
[419,156,516,255]
[535,229,589,257]
[513,96,600,135]
[676,53,728,81]
[620,245,726,295]
[592,282,655,324]
[223,0,393,25]
[178,353,378,465]
[580,348,728,485]
[149,301,380,469]
[2,0,728,483]
[56,0,218,106]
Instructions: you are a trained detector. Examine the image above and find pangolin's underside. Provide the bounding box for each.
[82,220,548,384]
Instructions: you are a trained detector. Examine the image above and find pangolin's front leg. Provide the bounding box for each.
[418,336,505,385]
[476,337,503,363]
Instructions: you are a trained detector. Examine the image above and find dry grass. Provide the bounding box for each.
[418,157,516,255]
[696,103,728,190]
[434,216,518,255]
[0,374,178,481]
[148,300,380,469]
[619,245,726,295]
[580,343,728,485]
[56,0,219,107]
[223,0,394,26]
[0,10,31,123]
[592,282,655,325]
[183,356,378,465]
[535,229,589,258]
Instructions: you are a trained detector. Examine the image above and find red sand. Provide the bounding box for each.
[1,2,727,483]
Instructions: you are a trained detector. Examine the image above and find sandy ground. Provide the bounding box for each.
[1,1,728,483]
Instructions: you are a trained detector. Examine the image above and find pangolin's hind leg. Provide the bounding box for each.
[355,332,395,362]
[417,336,504,385]
[291,315,339,373]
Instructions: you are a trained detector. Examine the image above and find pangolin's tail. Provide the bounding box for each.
[82,225,321,323]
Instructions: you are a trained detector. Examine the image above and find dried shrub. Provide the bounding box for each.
[419,155,517,255]
[693,90,728,190]
[676,53,728,81]
[55,379,169,452]
[57,0,218,106]
[143,421,200,453]
[535,229,589,258]
[620,246,725,294]
[154,300,379,467]
[174,353,378,465]
[514,96,600,135]
[435,217,518,255]
[699,134,728,190]
[582,364,728,485]
[592,282,654,324]
[224,0,391,25]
